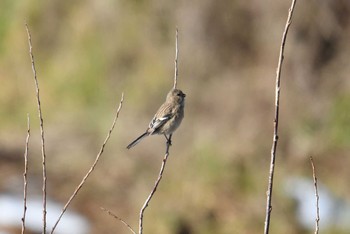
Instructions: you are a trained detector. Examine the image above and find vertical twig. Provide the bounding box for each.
[100,207,136,234]
[310,157,320,234]
[21,114,30,234]
[139,136,172,234]
[51,93,124,233]
[25,23,48,234]
[264,1,297,233]
[139,27,179,233]
[173,28,179,89]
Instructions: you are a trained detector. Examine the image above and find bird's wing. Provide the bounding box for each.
[148,103,174,132]
[149,113,172,131]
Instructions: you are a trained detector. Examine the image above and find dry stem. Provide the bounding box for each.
[139,135,172,234]
[264,1,297,233]
[138,27,179,233]
[25,23,48,234]
[310,157,320,234]
[21,114,30,234]
[51,93,124,233]
[173,28,179,89]
[101,207,136,234]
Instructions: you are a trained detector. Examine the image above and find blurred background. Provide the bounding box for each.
[1,0,350,233]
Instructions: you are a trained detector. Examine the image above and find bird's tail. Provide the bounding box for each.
[126,132,149,149]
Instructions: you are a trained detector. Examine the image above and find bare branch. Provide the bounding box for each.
[25,23,48,234]
[173,28,179,89]
[310,157,320,234]
[51,93,125,233]
[138,28,179,233]
[139,135,172,234]
[21,114,30,234]
[100,207,136,234]
[264,1,297,233]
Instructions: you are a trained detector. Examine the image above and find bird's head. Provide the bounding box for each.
[167,89,186,104]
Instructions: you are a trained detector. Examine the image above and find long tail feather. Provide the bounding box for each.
[126,132,149,149]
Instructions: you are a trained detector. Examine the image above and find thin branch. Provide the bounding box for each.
[100,207,136,234]
[51,93,125,233]
[139,135,172,234]
[25,23,48,234]
[264,1,297,234]
[21,114,30,234]
[138,29,179,232]
[173,28,179,89]
[310,157,320,234]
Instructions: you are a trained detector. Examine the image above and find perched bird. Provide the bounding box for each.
[127,89,186,149]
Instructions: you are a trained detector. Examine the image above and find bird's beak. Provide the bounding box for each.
[182,93,186,97]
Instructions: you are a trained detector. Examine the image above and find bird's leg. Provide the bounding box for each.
[164,134,172,146]
[168,134,172,145]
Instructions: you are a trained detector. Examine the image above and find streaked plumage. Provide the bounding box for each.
[127,89,185,149]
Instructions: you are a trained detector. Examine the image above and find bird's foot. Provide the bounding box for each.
[164,134,172,146]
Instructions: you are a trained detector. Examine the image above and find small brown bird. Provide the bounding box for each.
[127,89,186,149]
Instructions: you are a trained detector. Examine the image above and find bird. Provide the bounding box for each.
[127,88,186,149]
